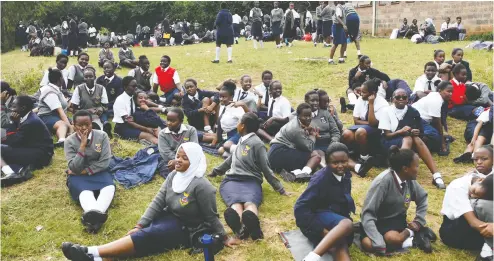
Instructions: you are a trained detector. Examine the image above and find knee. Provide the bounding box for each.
[361,237,373,252]
[223,141,233,150]
[342,130,354,142]
[383,231,399,243]
[310,151,322,164]
[355,128,367,141]
[338,219,353,234]
[202,97,211,105]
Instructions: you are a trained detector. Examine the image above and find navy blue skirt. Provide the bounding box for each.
[268,143,311,172]
[381,136,404,150]
[422,120,441,152]
[332,23,346,45]
[252,21,263,39]
[220,175,262,207]
[39,111,62,131]
[272,21,282,36]
[346,13,360,41]
[316,20,323,35]
[347,125,380,135]
[67,170,115,201]
[114,123,141,140]
[322,20,333,38]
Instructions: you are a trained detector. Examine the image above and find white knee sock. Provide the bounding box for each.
[215,47,220,61]
[253,40,258,49]
[302,166,312,174]
[354,164,361,173]
[481,243,493,258]
[2,165,15,175]
[79,190,97,212]
[402,228,414,248]
[357,49,362,55]
[303,251,321,261]
[95,185,115,213]
[344,51,347,56]
[227,47,232,61]
[348,93,358,105]
[259,40,264,48]
[87,246,100,257]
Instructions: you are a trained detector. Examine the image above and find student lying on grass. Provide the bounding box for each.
[209,112,289,241]
[360,146,437,255]
[455,106,493,164]
[61,143,240,260]
[440,145,493,261]
[64,110,115,234]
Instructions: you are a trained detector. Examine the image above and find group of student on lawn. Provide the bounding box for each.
[1,46,493,261]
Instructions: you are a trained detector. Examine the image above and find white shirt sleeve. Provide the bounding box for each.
[336,6,343,17]
[353,98,364,119]
[152,73,158,84]
[440,175,474,220]
[378,107,392,131]
[250,10,254,17]
[440,22,448,32]
[374,97,389,121]
[101,88,109,104]
[477,110,490,123]
[40,70,49,87]
[235,107,246,120]
[127,69,136,77]
[280,98,292,118]
[413,76,425,93]
[71,87,81,105]
[112,97,127,123]
[43,93,62,110]
[260,11,263,16]
[68,65,76,81]
[173,71,180,84]
[428,94,443,118]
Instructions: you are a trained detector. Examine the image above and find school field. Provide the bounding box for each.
[1,38,493,261]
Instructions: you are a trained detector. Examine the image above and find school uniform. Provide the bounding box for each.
[331,4,346,44]
[361,169,428,252]
[439,172,493,250]
[295,167,355,245]
[385,79,412,102]
[445,60,472,82]
[215,9,234,46]
[216,104,245,144]
[68,19,78,52]
[448,78,476,120]
[78,21,88,49]
[132,171,225,256]
[181,89,219,130]
[234,88,258,112]
[343,3,360,41]
[469,82,493,107]
[214,133,285,207]
[348,66,391,90]
[71,83,109,126]
[64,130,114,201]
[262,95,292,135]
[128,67,153,92]
[40,67,69,88]
[232,14,241,38]
[37,83,69,131]
[96,74,123,116]
[250,7,263,39]
[268,117,315,172]
[271,8,284,36]
[412,92,445,152]
[332,109,344,133]
[254,83,270,109]
[158,124,198,177]
[118,48,136,66]
[321,5,334,38]
[413,74,441,95]
[379,105,423,149]
[464,107,493,143]
[68,64,87,89]
[153,66,180,105]
[348,96,388,135]
[98,48,118,68]
[112,91,140,140]
[308,109,341,150]
[1,112,53,168]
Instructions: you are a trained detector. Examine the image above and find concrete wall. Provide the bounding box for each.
[353,1,493,36]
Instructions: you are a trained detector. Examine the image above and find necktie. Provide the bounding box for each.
[88,89,93,96]
[268,99,275,117]
[400,182,406,190]
[364,104,370,121]
[130,97,135,115]
[264,87,269,107]
[427,81,432,91]
[217,106,227,138]
[104,78,110,86]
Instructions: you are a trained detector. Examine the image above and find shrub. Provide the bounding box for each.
[466,32,494,42]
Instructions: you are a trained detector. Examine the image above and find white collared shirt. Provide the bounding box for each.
[112,92,135,123]
[254,83,269,105]
[267,95,291,118]
[152,66,180,85]
[312,110,319,118]
[441,172,486,220]
[40,83,63,110]
[452,78,460,85]
[412,92,444,122]
[127,67,146,77]
[353,96,389,121]
[393,171,405,188]
[105,75,115,82]
[219,104,245,133]
[188,92,199,101]
[239,132,256,144]
[477,109,491,124]
[234,88,257,102]
[232,14,242,24]
[20,111,30,124]
[333,173,343,182]
[164,124,187,134]
[68,64,86,81]
[71,83,109,106]
[413,74,441,94]
[77,131,93,141]
[40,67,69,87]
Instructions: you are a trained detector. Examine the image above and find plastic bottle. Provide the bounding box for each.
[201,234,214,261]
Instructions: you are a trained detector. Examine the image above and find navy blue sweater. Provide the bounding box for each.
[182,89,219,129]
[3,112,54,154]
[215,9,234,37]
[96,74,123,106]
[294,167,355,238]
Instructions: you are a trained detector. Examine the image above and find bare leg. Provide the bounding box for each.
[332,241,351,261]
[361,237,374,252]
[244,202,259,215]
[201,133,216,143]
[54,121,68,141]
[340,43,347,59]
[354,40,361,52]
[383,230,410,248]
[315,150,326,168]
[202,97,212,128]
[306,151,322,170]
[401,136,413,149]
[138,132,158,144]
[97,236,136,258]
[230,203,244,221]
[412,136,438,175]
[330,44,339,59]
[222,141,233,152]
[313,219,353,256]
[341,129,355,146]
[473,136,487,152]
[354,128,369,155]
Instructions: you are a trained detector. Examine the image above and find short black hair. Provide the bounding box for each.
[221,81,237,96]
[452,48,463,56]
[103,61,115,69]
[83,65,96,75]
[481,144,493,157]
[184,78,197,87]
[122,76,135,88]
[465,85,481,101]
[363,78,381,94]
[1,81,16,96]
[433,49,445,58]
[296,103,311,115]
[480,174,493,200]
[269,80,282,89]
[304,90,319,101]
[138,55,149,64]
[240,74,251,82]
[359,55,370,63]
[325,142,349,159]
[452,63,466,76]
[15,95,35,111]
[456,16,462,20]
[424,61,438,71]
[261,70,273,78]
[168,107,185,121]
[77,52,89,60]
[388,145,416,172]
[56,53,69,62]
[48,67,63,84]
[161,55,171,63]
[73,109,93,123]
[437,81,453,91]
[316,89,328,98]
[220,2,227,9]
[241,112,260,133]
[352,81,363,90]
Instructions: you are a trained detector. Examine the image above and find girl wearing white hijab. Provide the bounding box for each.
[61,142,239,260]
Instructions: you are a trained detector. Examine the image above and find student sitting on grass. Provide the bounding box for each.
[71,66,112,138]
[67,52,90,90]
[234,74,259,113]
[40,31,55,56]
[97,41,118,69]
[38,68,74,147]
[64,110,115,234]
[1,96,54,177]
[181,78,219,133]
[61,143,240,260]
[152,55,182,106]
[95,61,123,118]
[411,62,441,102]
[127,55,154,94]
[40,54,69,89]
[380,88,445,189]
[268,103,322,180]
[295,142,355,261]
[433,49,446,70]
[445,48,472,82]
[201,81,247,157]
[454,106,493,163]
[254,70,273,112]
[257,80,291,142]
[133,91,167,131]
[158,108,198,178]
[209,112,288,241]
[361,146,436,255]
[448,64,482,120]
[440,145,493,261]
[118,41,139,69]
[113,76,159,145]
[318,89,343,133]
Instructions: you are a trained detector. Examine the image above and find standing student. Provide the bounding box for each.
[38,68,73,147]
[412,81,453,156]
[113,76,159,144]
[360,146,435,254]
[283,3,297,47]
[71,67,112,137]
[343,1,361,58]
[127,55,153,93]
[250,1,264,49]
[270,2,284,48]
[232,10,241,44]
[320,1,334,48]
[448,64,480,120]
[440,145,493,261]
[1,96,54,177]
[78,18,88,51]
[88,24,97,46]
[61,143,239,260]
[67,52,90,90]
[118,41,139,69]
[257,80,291,141]
[295,143,355,261]
[158,108,198,178]
[68,15,79,56]
[181,78,219,133]
[445,48,472,82]
[411,62,441,102]
[96,61,123,118]
[328,1,347,64]
[454,106,493,163]
[61,17,69,50]
[268,103,322,178]
[64,110,115,233]
[210,113,288,240]
[212,2,234,63]
[254,70,273,112]
[152,55,181,106]
[98,42,118,68]
[313,2,324,47]
[40,54,69,88]
[433,49,446,70]
[380,88,445,189]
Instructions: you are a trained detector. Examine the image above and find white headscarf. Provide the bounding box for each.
[171,142,207,193]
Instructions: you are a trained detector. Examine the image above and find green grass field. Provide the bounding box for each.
[1,38,493,261]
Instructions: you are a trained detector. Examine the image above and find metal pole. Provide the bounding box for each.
[372,1,376,36]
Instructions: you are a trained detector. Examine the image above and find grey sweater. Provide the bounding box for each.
[310,109,341,145]
[361,169,428,251]
[213,134,285,193]
[158,124,199,162]
[138,171,226,240]
[321,5,334,22]
[64,130,111,175]
[270,117,315,152]
[118,48,135,62]
[271,8,284,23]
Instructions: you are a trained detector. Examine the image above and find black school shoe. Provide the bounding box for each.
[224,208,248,239]
[432,176,446,190]
[420,226,437,242]
[61,242,74,260]
[453,152,472,164]
[242,210,263,240]
[69,244,93,261]
[477,255,494,261]
[340,97,347,113]
[357,156,374,178]
[211,60,219,63]
[81,210,107,233]
[413,228,432,253]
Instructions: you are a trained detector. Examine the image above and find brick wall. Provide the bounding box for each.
[354,1,493,36]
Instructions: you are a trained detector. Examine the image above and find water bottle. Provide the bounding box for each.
[201,234,215,261]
